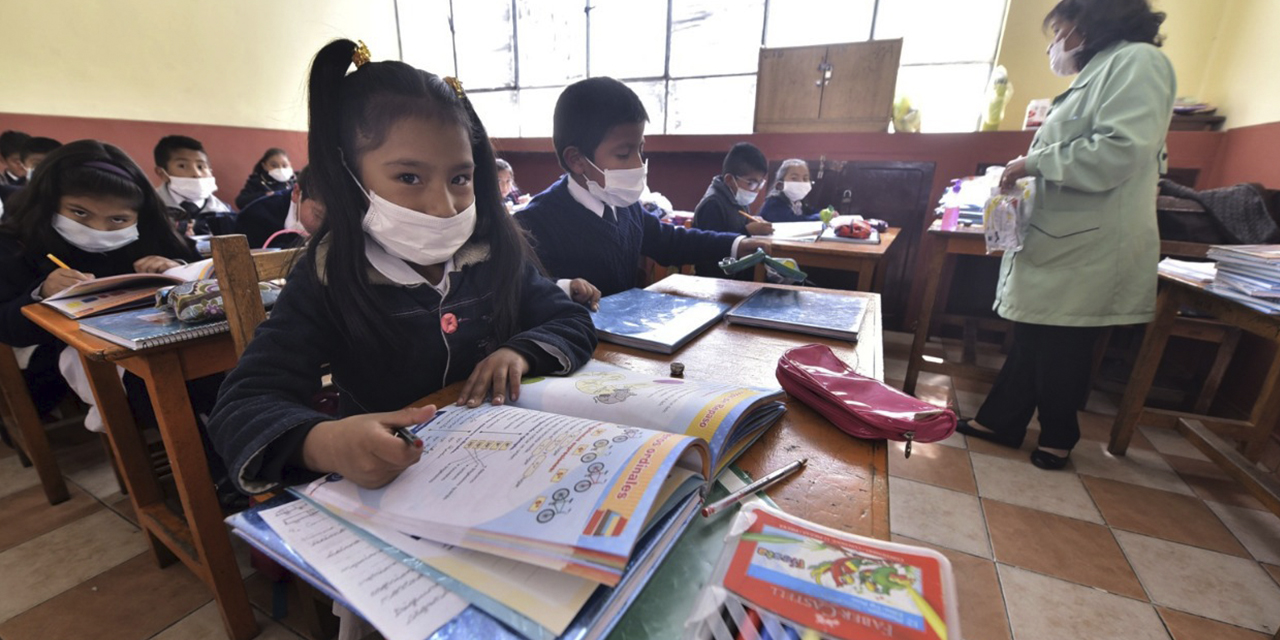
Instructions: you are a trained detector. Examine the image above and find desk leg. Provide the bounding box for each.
[904,241,949,395]
[1244,340,1280,461]
[137,352,258,640]
[1109,288,1178,456]
[854,259,874,292]
[79,355,174,567]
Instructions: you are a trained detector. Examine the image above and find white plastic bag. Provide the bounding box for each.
[983,177,1035,254]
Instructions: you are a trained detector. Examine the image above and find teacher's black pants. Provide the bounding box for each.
[975,322,1102,451]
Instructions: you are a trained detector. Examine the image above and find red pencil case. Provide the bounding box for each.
[776,344,957,456]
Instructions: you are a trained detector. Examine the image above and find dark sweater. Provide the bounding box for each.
[233,191,290,249]
[759,192,821,223]
[692,176,754,279]
[235,169,295,210]
[515,176,740,296]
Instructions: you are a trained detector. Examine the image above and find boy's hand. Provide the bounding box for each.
[457,347,530,408]
[134,256,183,274]
[301,405,432,489]
[739,238,771,256]
[41,268,94,298]
[745,219,774,236]
[569,278,601,311]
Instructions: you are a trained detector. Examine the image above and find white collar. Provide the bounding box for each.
[5,170,23,182]
[565,174,606,218]
[362,234,455,295]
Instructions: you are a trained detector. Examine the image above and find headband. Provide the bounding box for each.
[84,161,135,181]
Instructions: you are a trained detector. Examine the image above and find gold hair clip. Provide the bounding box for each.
[444,76,466,100]
[352,40,371,68]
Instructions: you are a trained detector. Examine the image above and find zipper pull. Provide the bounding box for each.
[904,431,915,458]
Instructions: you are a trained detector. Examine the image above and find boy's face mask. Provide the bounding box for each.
[583,156,648,209]
[729,175,762,207]
[167,173,218,204]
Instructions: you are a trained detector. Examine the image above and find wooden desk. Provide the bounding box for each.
[759,227,900,293]
[21,305,257,640]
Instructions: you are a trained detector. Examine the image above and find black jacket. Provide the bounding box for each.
[692,176,753,279]
[235,169,295,210]
[233,191,290,248]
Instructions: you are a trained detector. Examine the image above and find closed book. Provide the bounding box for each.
[78,307,229,349]
[590,288,731,354]
[725,287,870,341]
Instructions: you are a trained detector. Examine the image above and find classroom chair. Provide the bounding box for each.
[0,346,70,504]
[209,235,301,357]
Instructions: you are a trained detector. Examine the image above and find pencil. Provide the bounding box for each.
[46,253,71,270]
[736,209,759,223]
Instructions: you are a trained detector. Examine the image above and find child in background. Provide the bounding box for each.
[153,135,234,235]
[235,147,297,209]
[516,77,768,297]
[692,142,774,278]
[0,130,32,186]
[759,159,821,223]
[495,158,529,212]
[20,137,63,177]
[234,167,323,248]
[208,39,597,494]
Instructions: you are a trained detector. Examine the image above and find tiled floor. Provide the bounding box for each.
[1,330,1279,639]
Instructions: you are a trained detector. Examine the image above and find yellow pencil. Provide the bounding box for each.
[46,254,72,270]
[736,209,759,223]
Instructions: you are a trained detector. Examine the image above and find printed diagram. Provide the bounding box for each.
[574,372,653,405]
[531,488,574,524]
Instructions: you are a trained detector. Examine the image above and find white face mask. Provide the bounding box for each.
[731,177,760,207]
[583,157,647,209]
[361,190,476,266]
[168,174,218,203]
[52,214,139,253]
[1048,27,1083,77]
[782,181,813,202]
[284,200,307,234]
[268,167,294,183]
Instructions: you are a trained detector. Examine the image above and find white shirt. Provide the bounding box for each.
[364,234,455,296]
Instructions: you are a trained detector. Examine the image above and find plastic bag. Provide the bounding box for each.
[983,177,1035,254]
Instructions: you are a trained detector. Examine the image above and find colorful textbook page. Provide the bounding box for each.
[302,403,708,587]
[721,506,958,640]
[512,361,785,474]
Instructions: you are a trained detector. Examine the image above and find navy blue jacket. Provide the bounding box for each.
[692,176,759,278]
[515,176,740,296]
[233,191,290,249]
[208,239,598,494]
[759,192,821,223]
[235,168,295,210]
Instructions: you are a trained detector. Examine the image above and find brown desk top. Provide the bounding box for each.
[768,226,900,258]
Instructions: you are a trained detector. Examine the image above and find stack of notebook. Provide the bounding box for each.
[1205,245,1280,314]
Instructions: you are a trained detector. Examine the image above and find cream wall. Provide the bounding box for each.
[0,0,400,131]
[1197,0,1280,129]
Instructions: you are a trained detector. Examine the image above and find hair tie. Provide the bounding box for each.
[352,40,371,68]
[84,161,134,181]
[444,76,466,100]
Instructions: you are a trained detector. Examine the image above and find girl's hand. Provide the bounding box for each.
[456,347,530,408]
[41,268,94,298]
[569,278,601,311]
[1000,157,1029,192]
[301,405,433,489]
[134,256,182,274]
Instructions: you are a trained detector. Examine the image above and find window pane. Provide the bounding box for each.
[452,0,515,89]
[517,1,586,87]
[398,0,457,76]
[667,75,757,134]
[669,0,766,78]
[624,80,668,135]
[894,64,992,133]
[875,0,1007,65]
[588,0,668,79]
[469,90,519,138]
[765,0,875,48]
[516,86,565,137]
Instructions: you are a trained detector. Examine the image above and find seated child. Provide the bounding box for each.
[0,136,62,206]
[0,130,32,186]
[153,135,234,235]
[495,158,529,212]
[234,167,322,248]
[759,159,821,223]
[235,147,297,209]
[692,142,774,277]
[208,39,598,494]
[515,77,768,297]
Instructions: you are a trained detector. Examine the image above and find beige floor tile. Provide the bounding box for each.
[0,483,102,553]
[1085,391,1121,415]
[888,476,991,558]
[892,534,1011,640]
[1165,455,1267,511]
[0,509,147,622]
[1077,411,1157,449]
[1140,426,1211,462]
[888,440,976,494]
[970,452,1103,524]
[109,494,139,526]
[1264,563,1280,589]
[1070,440,1194,496]
[1158,607,1270,640]
[1115,530,1280,634]
[932,429,968,449]
[1204,500,1280,565]
[983,499,1146,599]
[965,432,1038,461]
[998,564,1168,640]
[153,600,304,640]
[1083,476,1249,557]
[66,458,126,500]
[0,454,43,502]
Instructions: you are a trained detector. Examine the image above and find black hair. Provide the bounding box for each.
[722,143,768,178]
[21,137,62,163]
[307,38,533,349]
[1045,0,1165,68]
[255,147,289,173]
[0,140,193,262]
[552,77,648,172]
[295,166,313,200]
[1,130,31,160]
[153,135,207,168]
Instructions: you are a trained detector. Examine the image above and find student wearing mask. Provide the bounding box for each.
[0,130,32,187]
[153,135,234,235]
[234,167,322,248]
[1,136,61,207]
[495,158,529,212]
[692,142,774,278]
[235,147,297,209]
[759,159,821,223]
[516,77,769,297]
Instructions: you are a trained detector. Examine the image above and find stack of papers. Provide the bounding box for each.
[1205,245,1280,314]
[1158,258,1216,285]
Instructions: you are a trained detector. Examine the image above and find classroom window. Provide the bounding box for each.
[401,0,1009,135]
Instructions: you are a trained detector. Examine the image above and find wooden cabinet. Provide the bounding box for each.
[754,40,902,134]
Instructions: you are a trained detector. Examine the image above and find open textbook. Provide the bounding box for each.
[39,259,216,319]
[301,362,786,588]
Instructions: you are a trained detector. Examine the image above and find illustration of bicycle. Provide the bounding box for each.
[536,488,573,524]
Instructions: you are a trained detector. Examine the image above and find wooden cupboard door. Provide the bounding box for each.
[754,44,827,132]
[818,39,902,132]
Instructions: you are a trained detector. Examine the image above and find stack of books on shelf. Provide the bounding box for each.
[1205,245,1280,314]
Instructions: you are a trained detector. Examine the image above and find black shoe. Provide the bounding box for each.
[1030,449,1070,470]
[956,420,1022,449]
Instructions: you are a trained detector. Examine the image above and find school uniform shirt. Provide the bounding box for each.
[0,170,26,187]
[157,181,235,235]
[994,41,1176,327]
[232,191,290,249]
[515,175,743,297]
[235,168,296,210]
[692,176,760,279]
[759,192,821,223]
[208,238,598,494]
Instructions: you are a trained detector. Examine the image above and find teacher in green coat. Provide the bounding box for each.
[958,0,1176,470]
